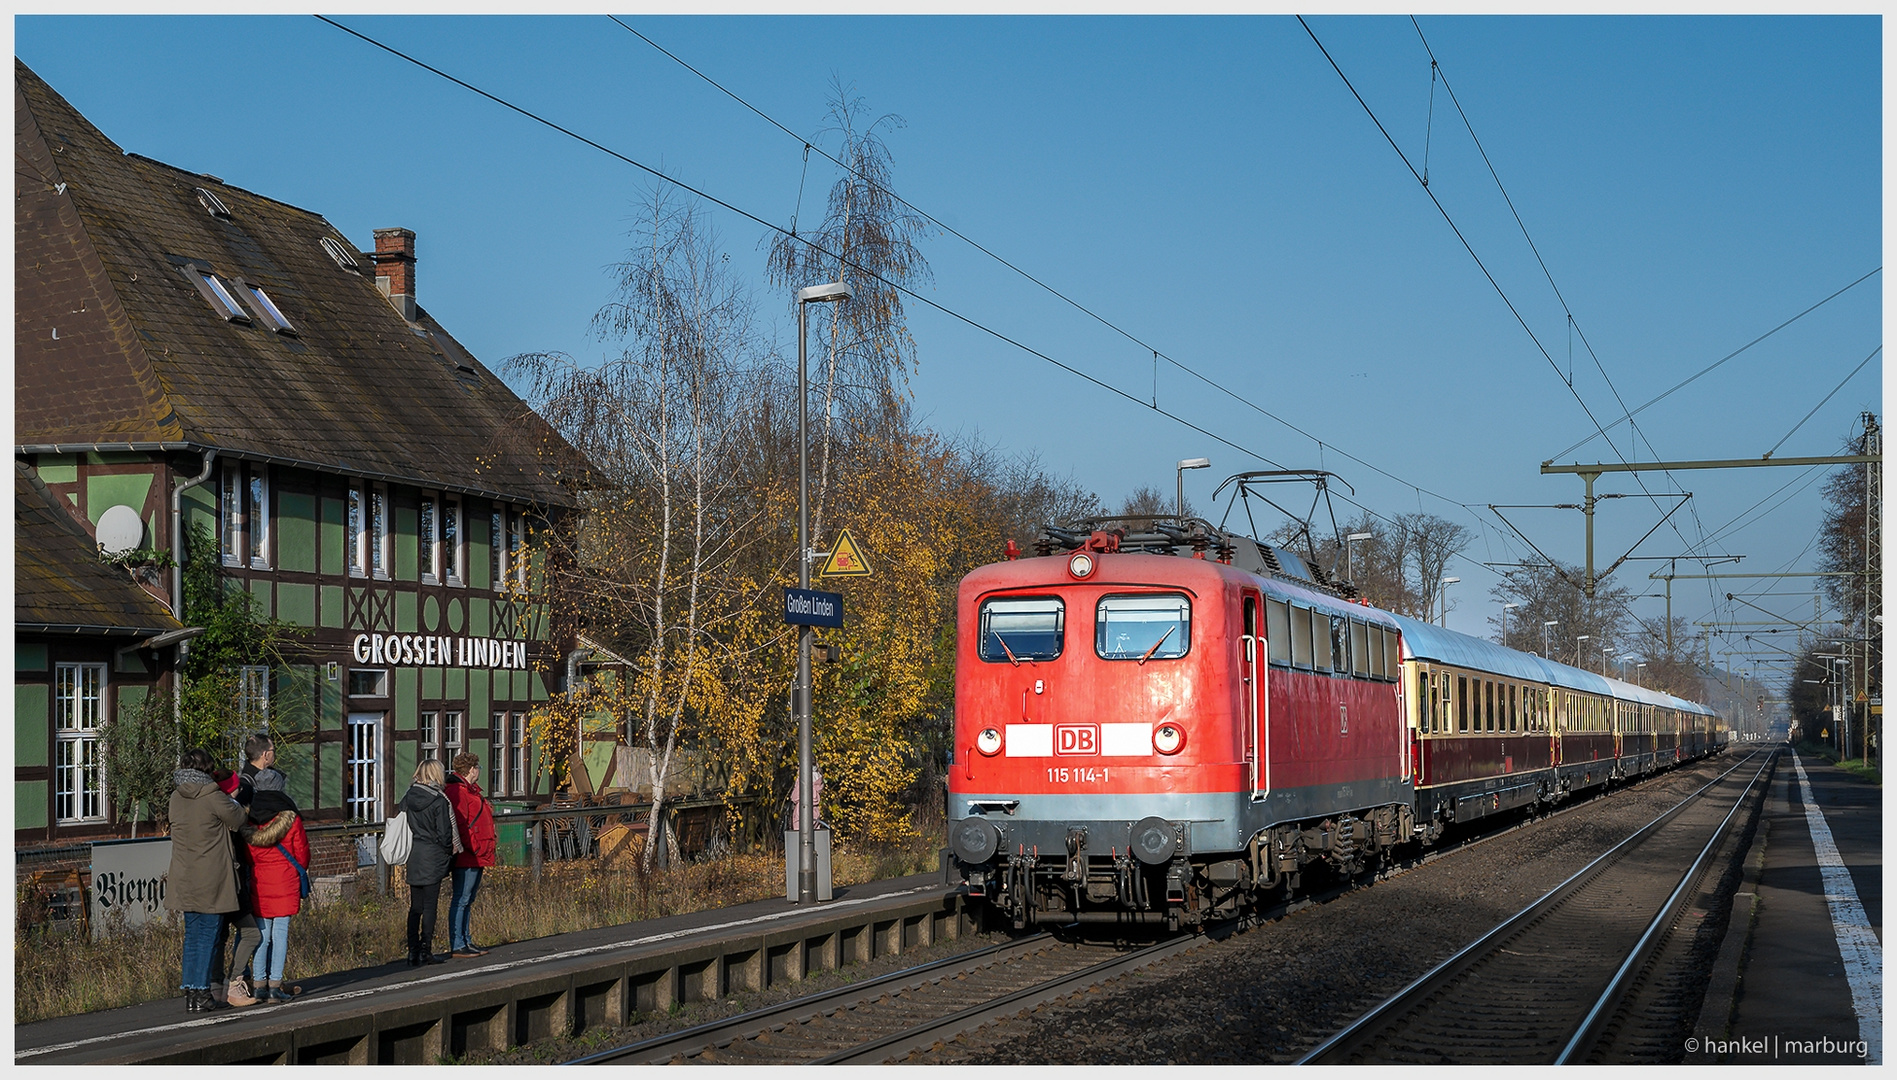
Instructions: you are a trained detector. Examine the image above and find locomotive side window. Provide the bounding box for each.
[1312,612,1333,671]
[979,596,1064,662]
[1350,621,1369,677]
[1290,606,1313,669]
[1096,594,1191,661]
[1330,617,1349,674]
[1266,599,1291,666]
[1382,628,1398,681]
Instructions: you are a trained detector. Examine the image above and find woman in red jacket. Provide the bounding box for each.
[444,752,498,958]
[244,770,310,1003]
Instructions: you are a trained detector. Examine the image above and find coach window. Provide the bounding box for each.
[1290,606,1313,669]
[1485,681,1495,732]
[1418,670,1433,733]
[1266,599,1291,666]
[1510,685,1519,732]
[1457,676,1469,732]
[979,597,1064,662]
[1350,621,1369,677]
[1097,594,1191,661]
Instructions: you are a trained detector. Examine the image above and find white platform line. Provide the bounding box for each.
[15,883,939,1060]
[1792,753,1882,1064]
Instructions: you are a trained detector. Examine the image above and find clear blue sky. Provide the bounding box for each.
[16,14,1882,666]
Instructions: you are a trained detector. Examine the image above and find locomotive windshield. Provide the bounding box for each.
[979,597,1064,662]
[1096,594,1191,661]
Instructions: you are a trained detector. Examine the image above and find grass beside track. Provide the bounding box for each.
[14,838,941,1025]
[1794,741,1882,785]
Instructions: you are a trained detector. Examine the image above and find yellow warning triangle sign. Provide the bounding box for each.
[820,528,873,577]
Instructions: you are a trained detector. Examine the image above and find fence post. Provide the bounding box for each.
[375,831,389,897]
[530,820,542,883]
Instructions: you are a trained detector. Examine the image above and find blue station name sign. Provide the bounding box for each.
[783,587,844,628]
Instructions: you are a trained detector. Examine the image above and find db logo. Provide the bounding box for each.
[1055,724,1099,755]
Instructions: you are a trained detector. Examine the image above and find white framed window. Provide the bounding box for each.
[490,711,507,794]
[221,463,243,566]
[247,466,270,569]
[420,493,438,584]
[320,236,360,274]
[510,711,527,796]
[55,663,107,823]
[510,511,527,589]
[195,187,231,219]
[444,710,462,753]
[347,668,388,698]
[422,711,439,762]
[238,665,270,727]
[442,495,462,586]
[347,485,367,577]
[491,509,506,589]
[370,486,390,579]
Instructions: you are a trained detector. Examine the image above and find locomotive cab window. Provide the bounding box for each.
[1096,594,1191,661]
[979,596,1064,662]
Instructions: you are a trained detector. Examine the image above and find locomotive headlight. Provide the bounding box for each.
[1153,722,1186,754]
[977,727,1003,755]
[1068,552,1095,579]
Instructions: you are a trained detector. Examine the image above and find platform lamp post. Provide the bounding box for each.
[794,280,852,904]
[1438,577,1459,626]
[1176,457,1210,521]
[1575,634,1590,668]
[1543,620,1559,660]
[1602,645,1613,676]
[1502,602,1519,645]
[1344,532,1374,585]
[1636,661,1647,687]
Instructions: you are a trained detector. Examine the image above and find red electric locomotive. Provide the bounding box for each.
[947,505,1722,931]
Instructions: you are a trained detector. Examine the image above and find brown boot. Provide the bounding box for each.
[227,977,257,1008]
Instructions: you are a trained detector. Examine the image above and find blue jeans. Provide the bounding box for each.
[448,867,483,951]
[255,916,292,982]
[181,912,222,990]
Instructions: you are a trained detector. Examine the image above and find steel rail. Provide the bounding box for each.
[564,933,1052,1065]
[813,931,1209,1064]
[1555,749,1775,1063]
[1296,749,1766,1064]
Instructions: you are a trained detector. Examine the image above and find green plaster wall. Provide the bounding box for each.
[320,585,344,629]
[394,742,417,794]
[470,517,492,590]
[36,456,77,484]
[394,507,418,581]
[446,668,466,700]
[277,492,316,574]
[422,667,443,700]
[321,666,343,731]
[469,597,490,637]
[467,670,490,728]
[395,592,417,634]
[16,685,48,766]
[395,668,418,730]
[277,665,316,738]
[116,649,151,674]
[319,496,345,577]
[17,781,48,830]
[85,472,153,525]
[17,644,48,671]
[319,742,343,810]
[248,579,273,618]
[278,583,316,627]
[531,672,549,702]
[182,484,216,543]
[278,741,316,810]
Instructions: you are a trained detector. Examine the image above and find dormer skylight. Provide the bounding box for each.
[320,236,361,274]
[195,187,231,219]
[186,267,251,324]
[240,281,297,336]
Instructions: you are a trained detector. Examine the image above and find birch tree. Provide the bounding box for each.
[511,189,770,869]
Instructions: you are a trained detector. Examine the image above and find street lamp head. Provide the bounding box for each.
[796,281,854,304]
[1347,532,1374,542]
[1544,620,1558,628]
[1441,576,1460,585]
[1177,457,1211,470]
[1577,635,1590,642]
[1504,603,1520,611]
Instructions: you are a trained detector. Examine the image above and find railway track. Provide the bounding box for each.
[1298,749,1774,1065]
[567,930,1206,1065]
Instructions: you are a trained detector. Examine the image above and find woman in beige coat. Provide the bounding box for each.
[166,747,249,1012]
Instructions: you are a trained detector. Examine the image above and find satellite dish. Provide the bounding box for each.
[96,504,145,555]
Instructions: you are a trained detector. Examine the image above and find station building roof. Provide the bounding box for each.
[15,462,180,636]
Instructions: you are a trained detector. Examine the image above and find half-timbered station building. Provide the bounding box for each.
[15,60,582,847]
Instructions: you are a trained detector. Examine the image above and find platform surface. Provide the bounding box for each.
[1717,751,1882,1064]
[15,870,953,1064]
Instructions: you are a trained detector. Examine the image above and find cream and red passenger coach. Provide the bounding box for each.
[948,523,1724,930]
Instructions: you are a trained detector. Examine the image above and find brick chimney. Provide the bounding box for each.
[372,227,417,321]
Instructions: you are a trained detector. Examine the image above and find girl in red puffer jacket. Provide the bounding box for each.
[244,770,310,1003]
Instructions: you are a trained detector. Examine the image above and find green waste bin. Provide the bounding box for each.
[492,802,534,867]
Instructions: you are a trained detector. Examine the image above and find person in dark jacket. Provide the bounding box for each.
[398,759,461,966]
[166,748,249,1012]
[245,769,310,1002]
[443,753,498,958]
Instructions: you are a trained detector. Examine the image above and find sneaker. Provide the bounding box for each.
[451,948,483,959]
